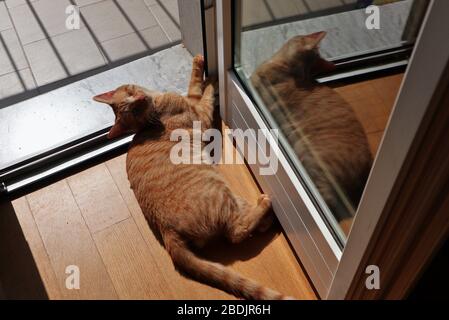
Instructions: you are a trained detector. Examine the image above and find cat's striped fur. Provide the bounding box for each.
[251,32,373,222]
[93,55,291,300]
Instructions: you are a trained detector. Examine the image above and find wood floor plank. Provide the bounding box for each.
[66,164,130,233]
[336,73,403,155]
[7,74,405,300]
[11,197,61,299]
[68,161,188,299]
[26,180,117,299]
[92,218,176,300]
[105,139,315,299]
[105,155,232,300]
[367,131,385,156]
[217,133,317,299]
[233,234,317,299]
[370,73,404,114]
[337,84,388,132]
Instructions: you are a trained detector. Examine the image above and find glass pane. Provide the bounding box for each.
[233,0,422,245]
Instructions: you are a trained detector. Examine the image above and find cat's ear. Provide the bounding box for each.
[107,121,125,139]
[93,90,116,104]
[306,31,327,49]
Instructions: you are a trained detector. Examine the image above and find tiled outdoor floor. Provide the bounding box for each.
[240,0,358,28]
[0,0,180,104]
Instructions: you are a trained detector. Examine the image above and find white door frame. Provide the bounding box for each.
[215,0,449,298]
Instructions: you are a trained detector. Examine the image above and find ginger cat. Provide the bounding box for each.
[93,55,290,300]
[251,32,373,224]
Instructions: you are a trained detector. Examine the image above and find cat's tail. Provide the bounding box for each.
[163,230,294,300]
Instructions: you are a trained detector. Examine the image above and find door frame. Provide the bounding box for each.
[215,0,449,298]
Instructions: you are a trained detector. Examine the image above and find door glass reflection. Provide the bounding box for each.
[233,0,423,244]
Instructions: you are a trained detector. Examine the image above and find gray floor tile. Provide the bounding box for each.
[0,29,29,76]
[101,24,170,61]
[148,2,181,42]
[141,24,171,49]
[143,0,157,6]
[241,0,272,27]
[0,2,13,31]
[23,40,71,87]
[116,0,158,30]
[304,0,355,11]
[24,29,106,86]
[239,1,412,77]
[80,0,158,43]
[241,0,358,28]
[101,32,148,62]
[1,0,180,107]
[80,0,135,42]
[264,0,306,20]
[5,0,38,9]
[0,68,36,100]
[155,0,179,24]
[9,0,83,45]
[74,0,104,7]
[7,3,43,45]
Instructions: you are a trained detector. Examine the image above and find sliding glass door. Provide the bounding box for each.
[216,0,443,297]
[233,0,425,245]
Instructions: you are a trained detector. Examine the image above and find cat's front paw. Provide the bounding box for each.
[193,54,205,70]
[257,194,273,232]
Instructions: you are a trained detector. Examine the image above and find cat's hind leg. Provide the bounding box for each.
[226,194,272,244]
[187,54,205,101]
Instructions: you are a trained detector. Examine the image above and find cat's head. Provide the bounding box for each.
[274,31,336,79]
[93,84,161,139]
